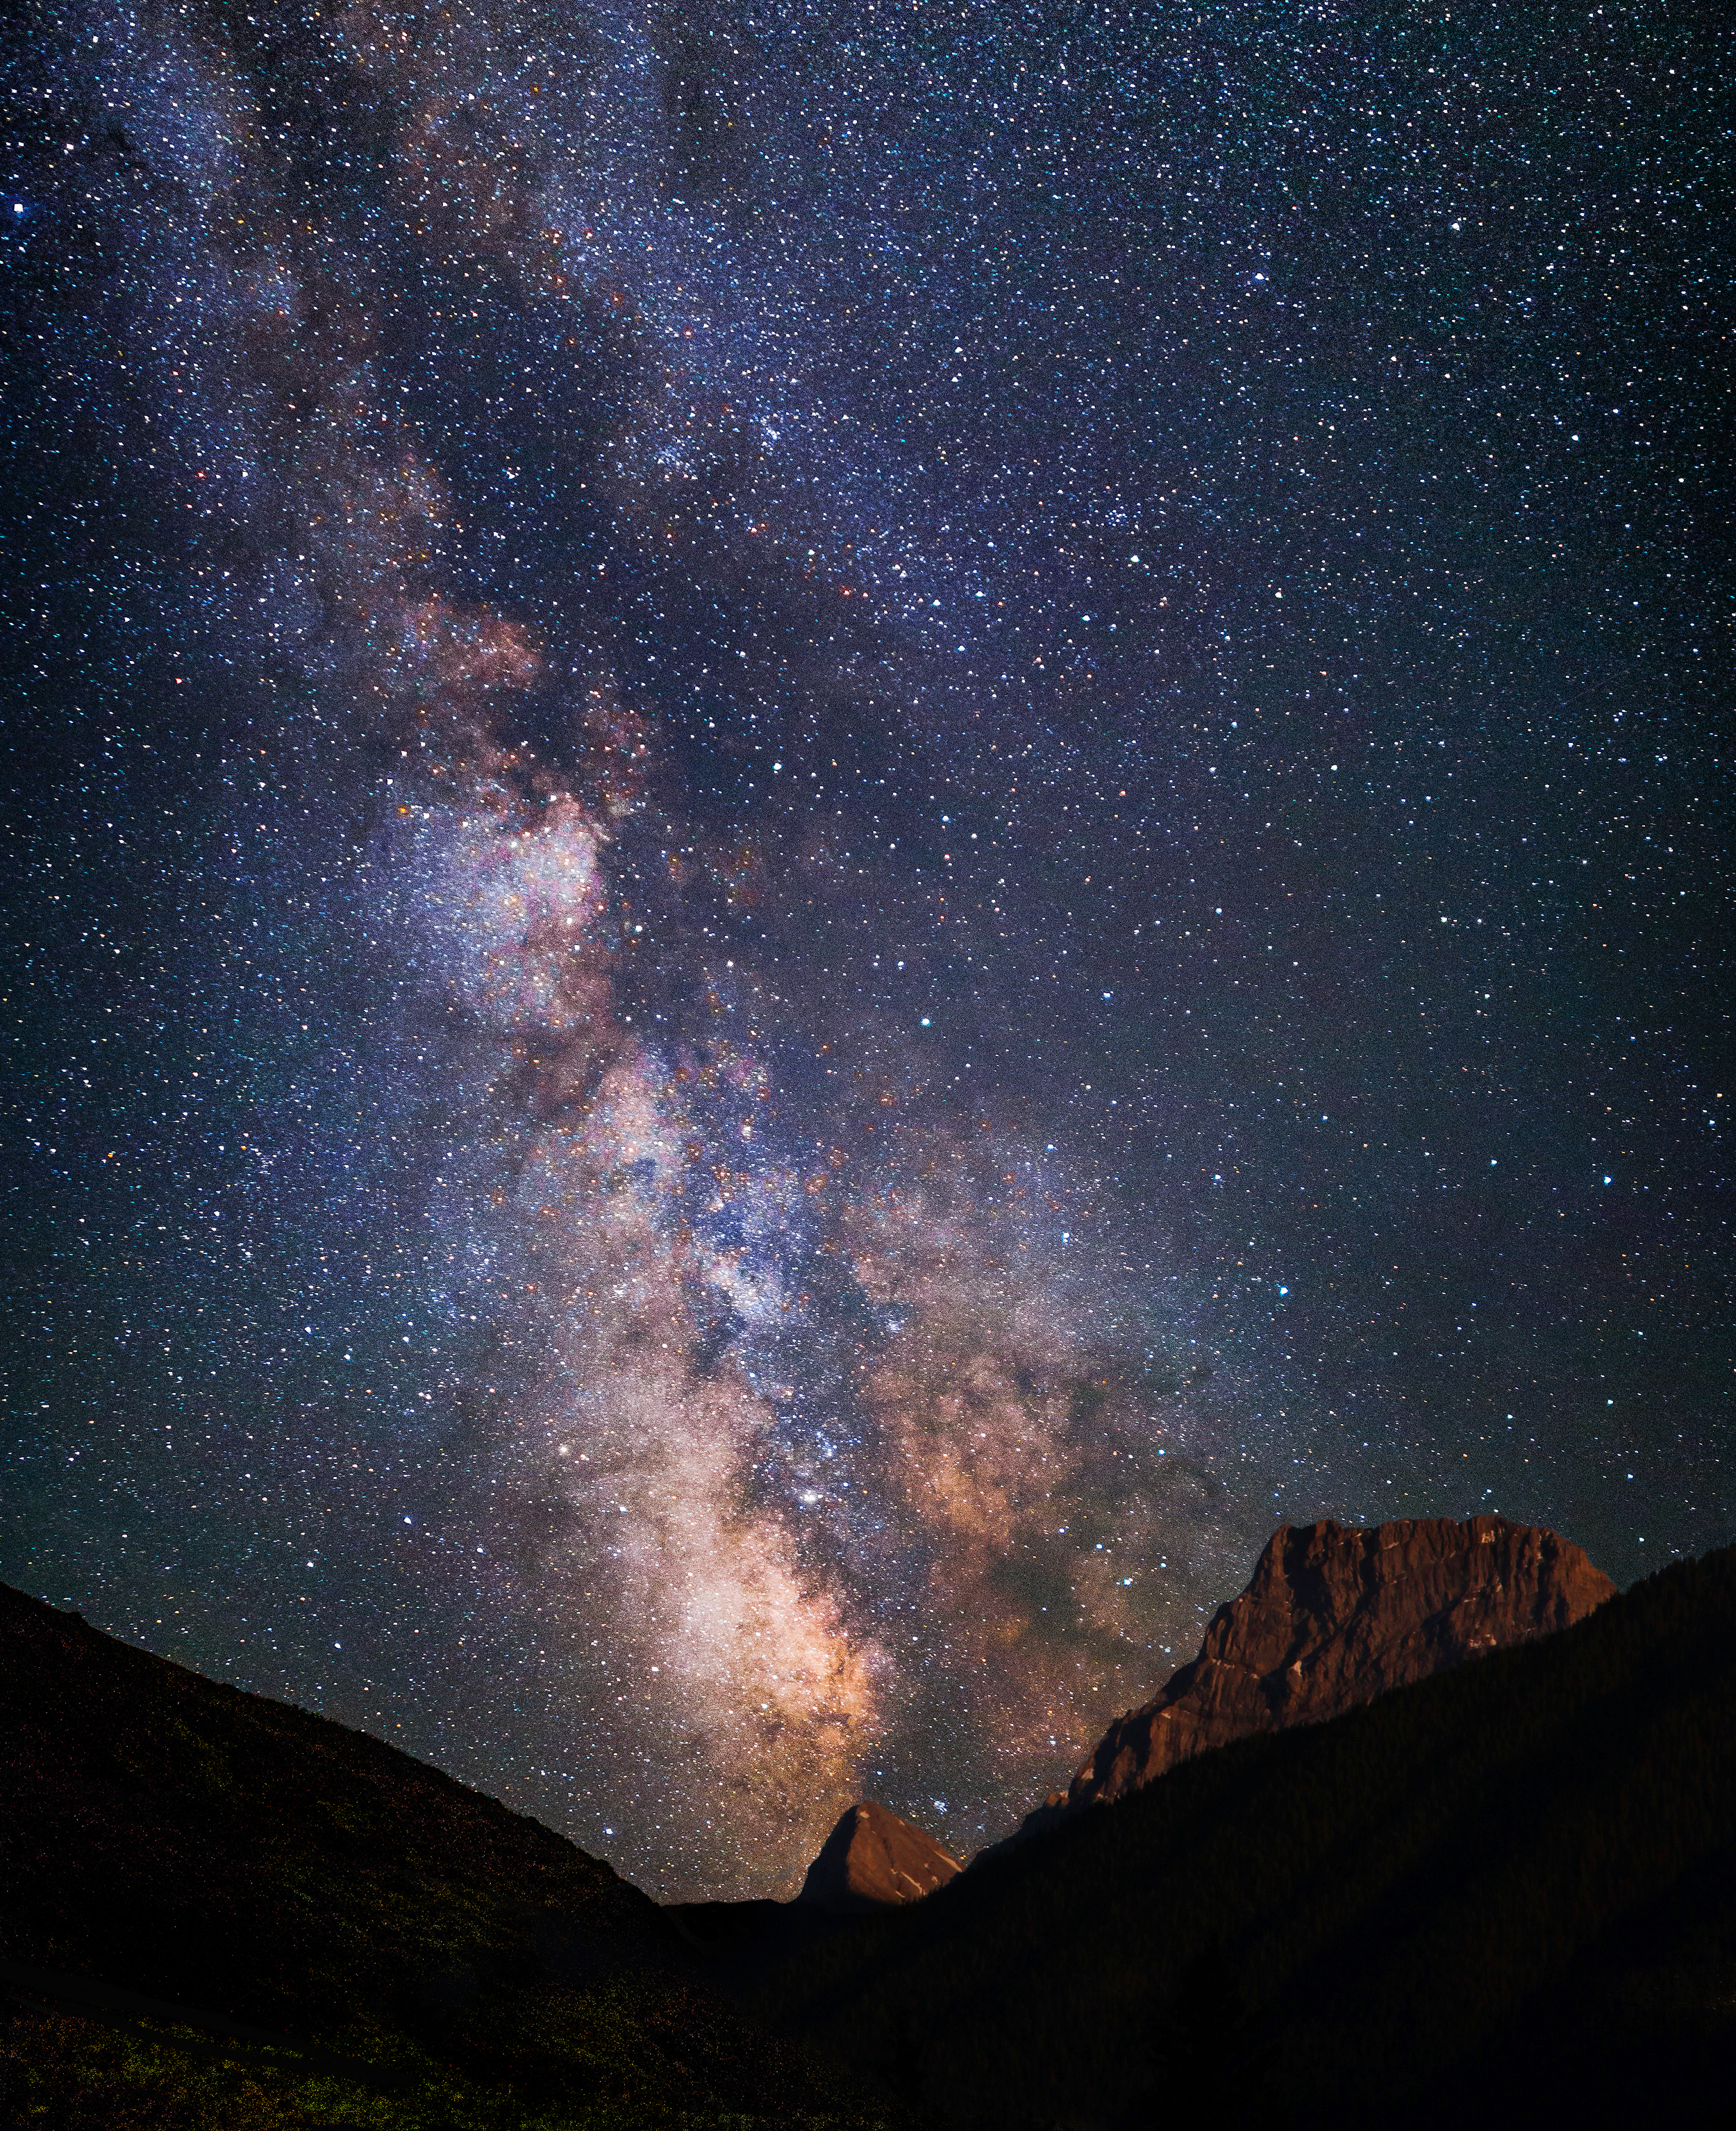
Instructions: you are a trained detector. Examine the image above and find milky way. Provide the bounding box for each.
[4,0,1728,1896]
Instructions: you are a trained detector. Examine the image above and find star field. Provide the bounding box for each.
[2,0,1728,1897]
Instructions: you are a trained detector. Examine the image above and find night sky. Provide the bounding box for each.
[3,0,1728,1899]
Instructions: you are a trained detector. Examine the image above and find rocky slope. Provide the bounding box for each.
[1024,1513,1614,1832]
[799,1801,961,1912]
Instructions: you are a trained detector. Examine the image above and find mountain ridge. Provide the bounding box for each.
[1010,1512,1614,1845]
[726,1540,1736,2127]
[8,1523,1729,2128]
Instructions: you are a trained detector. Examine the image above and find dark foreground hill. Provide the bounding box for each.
[0,1581,888,2131]
[690,1544,1736,2130]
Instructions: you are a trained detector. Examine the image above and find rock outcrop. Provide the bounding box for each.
[1024,1514,1615,1832]
[798,1800,962,1912]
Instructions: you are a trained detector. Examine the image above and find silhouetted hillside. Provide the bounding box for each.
[10,1547,1734,2130]
[0,1581,887,2130]
[708,1545,1736,2128]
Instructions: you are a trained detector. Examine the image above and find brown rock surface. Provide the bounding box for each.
[1028,1514,1615,1830]
[798,1800,962,1912]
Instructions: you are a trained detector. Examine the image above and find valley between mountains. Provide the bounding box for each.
[4,1518,1732,2129]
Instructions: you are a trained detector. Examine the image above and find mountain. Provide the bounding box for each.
[722,1542,1736,2128]
[1015,1513,1614,1839]
[0,1580,887,2130]
[797,1803,961,1913]
[11,1528,1727,2130]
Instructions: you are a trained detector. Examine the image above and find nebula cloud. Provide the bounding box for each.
[23,0,1586,1897]
[33,0,1252,1891]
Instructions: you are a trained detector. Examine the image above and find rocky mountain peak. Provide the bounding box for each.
[798,1800,962,1913]
[1024,1513,1614,1833]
